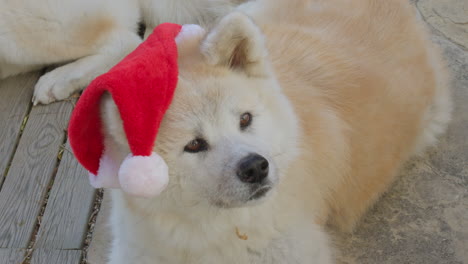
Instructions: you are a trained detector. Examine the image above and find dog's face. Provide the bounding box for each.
[157,72,297,208]
[105,13,299,208]
[152,13,299,208]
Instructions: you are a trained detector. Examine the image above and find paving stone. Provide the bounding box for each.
[417,0,468,49]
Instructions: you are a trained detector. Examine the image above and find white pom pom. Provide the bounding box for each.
[118,152,169,197]
[175,24,206,56]
[175,24,206,44]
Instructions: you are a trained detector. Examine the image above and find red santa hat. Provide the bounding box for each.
[68,23,205,197]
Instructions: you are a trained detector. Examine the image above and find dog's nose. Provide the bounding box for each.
[236,154,269,184]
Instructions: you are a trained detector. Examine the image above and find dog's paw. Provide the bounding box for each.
[32,67,82,105]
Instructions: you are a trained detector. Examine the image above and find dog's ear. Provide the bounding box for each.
[201,12,268,77]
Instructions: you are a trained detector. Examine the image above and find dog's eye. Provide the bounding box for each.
[240,112,252,130]
[184,138,208,153]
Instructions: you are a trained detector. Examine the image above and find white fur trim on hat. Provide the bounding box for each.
[118,152,169,197]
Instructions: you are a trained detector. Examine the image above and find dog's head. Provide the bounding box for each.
[104,13,299,208]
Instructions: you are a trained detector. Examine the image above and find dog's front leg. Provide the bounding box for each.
[108,244,160,264]
[32,30,141,105]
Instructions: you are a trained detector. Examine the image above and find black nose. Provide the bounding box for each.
[236,154,269,184]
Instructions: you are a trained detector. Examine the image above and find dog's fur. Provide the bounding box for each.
[0,0,243,105]
[100,0,452,263]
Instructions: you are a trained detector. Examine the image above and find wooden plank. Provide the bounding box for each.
[36,142,96,249]
[30,249,81,264]
[87,191,112,264]
[0,248,25,264]
[0,73,39,185]
[0,100,74,248]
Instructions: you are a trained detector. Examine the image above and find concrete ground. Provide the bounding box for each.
[87,0,468,263]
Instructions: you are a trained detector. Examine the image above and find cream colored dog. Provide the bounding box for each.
[0,0,244,105]
[101,0,451,263]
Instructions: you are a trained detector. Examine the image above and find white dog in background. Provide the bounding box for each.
[0,0,245,105]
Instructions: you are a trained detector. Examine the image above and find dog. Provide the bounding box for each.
[0,0,244,105]
[100,0,452,263]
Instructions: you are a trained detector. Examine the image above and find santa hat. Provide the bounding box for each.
[68,23,205,197]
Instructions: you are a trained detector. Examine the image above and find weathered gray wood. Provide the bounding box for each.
[36,142,96,249]
[87,191,112,264]
[0,100,74,248]
[0,73,39,185]
[30,249,81,264]
[0,248,25,264]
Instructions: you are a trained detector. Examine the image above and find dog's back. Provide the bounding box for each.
[243,0,452,231]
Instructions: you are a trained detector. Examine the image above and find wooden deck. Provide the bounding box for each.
[0,72,97,264]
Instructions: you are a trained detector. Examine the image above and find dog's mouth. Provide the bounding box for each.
[248,184,272,200]
[213,184,273,208]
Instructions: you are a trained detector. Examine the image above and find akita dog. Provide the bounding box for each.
[101,0,451,263]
